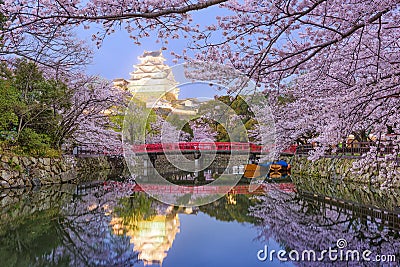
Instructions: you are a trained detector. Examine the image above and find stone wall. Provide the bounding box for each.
[288,156,400,187]
[0,154,126,189]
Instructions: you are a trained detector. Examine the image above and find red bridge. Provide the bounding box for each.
[77,142,297,156]
[130,142,297,155]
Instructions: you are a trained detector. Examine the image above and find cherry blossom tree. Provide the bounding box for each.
[189,118,217,142]
[184,0,400,181]
[0,4,92,69]
[250,190,400,267]
[0,0,225,67]
[55,185,138,266]
[62,74,130,153]
[2,0,399,178]
[146,115,190,144]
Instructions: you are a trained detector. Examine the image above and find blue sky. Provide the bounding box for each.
[82,30,175,80]
[82,31,230,99]
[80,5,223,81]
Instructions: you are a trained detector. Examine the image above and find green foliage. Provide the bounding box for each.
[217,95,255,121]
[110,113,125,132]
[18,128,50,155]
[216,124,229,142]
[114,193,157,230]
[181,121,194,137]
[8,158,22,171]
[199,194,261,224]
[277,94,295,105]
[0,80,19,133]
[197,95,257,142]
[0,207,66,267]
[122,98,159,144]
[0,60,73,155]
[166,113,193,136]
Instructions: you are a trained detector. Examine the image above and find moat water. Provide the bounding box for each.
[0,174,399,267]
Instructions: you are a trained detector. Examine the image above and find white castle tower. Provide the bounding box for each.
[114,50,179,106]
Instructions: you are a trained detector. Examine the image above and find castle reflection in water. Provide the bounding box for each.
[110,203,196,265]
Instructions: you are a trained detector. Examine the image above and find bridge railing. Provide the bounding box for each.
[296,142,399,160]
[73,146,102,157]
[132,142,262,153]
[76,141,399,159]
[129,142,299,155]
[73,146,123,157]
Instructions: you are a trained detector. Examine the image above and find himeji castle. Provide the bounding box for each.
[113,50,202,115]
[113,50,180,108]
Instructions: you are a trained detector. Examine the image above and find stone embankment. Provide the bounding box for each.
[288,156,400,187]
[0,154,126,189]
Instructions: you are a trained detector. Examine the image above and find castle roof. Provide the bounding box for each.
[140,50,163,58]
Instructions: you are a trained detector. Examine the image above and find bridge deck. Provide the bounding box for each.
[75,142,297,156]
[130,142,297,155]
